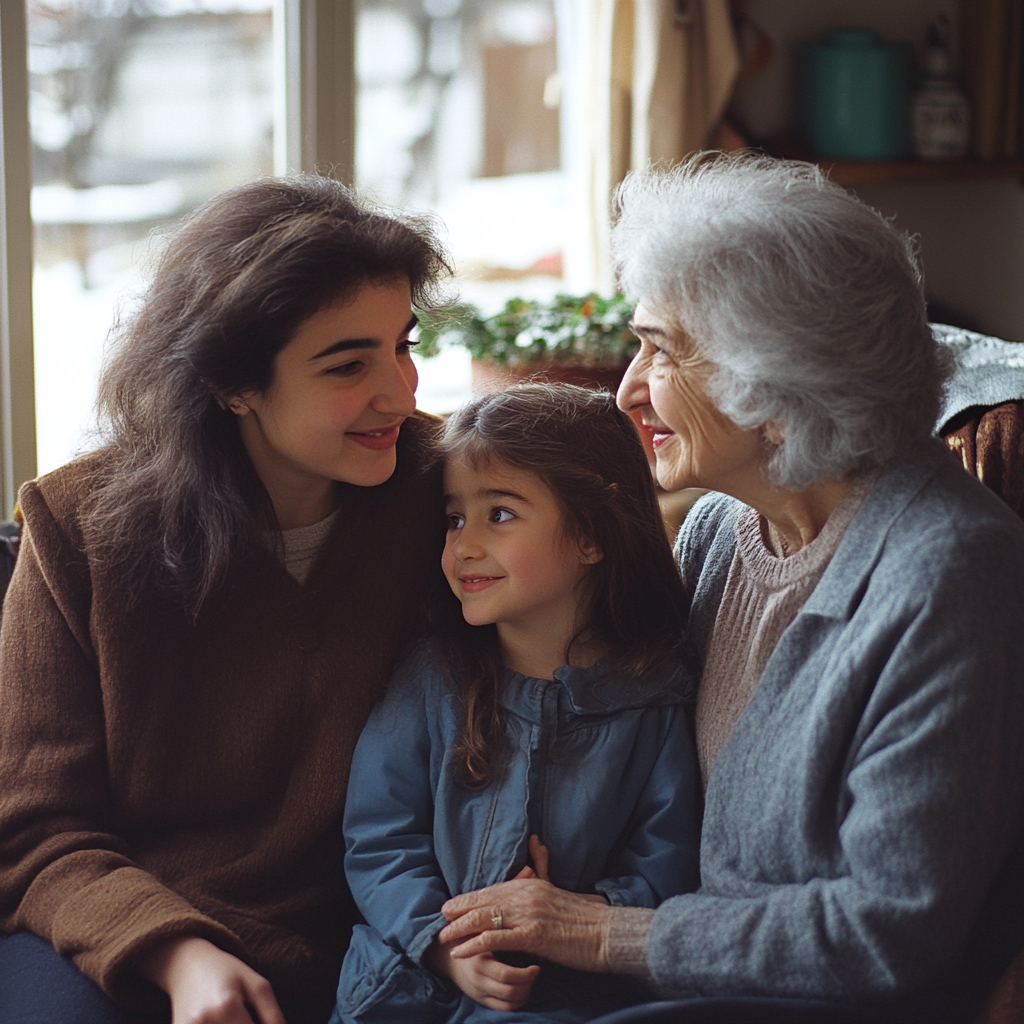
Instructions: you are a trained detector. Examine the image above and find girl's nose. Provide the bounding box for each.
[451,526,485,561]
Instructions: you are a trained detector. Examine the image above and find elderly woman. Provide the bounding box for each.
[436,154,1024,1023]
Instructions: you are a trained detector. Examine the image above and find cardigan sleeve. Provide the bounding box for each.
[0,480,245,1010]
[343,657,453,965]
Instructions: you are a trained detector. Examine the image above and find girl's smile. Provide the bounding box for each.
[442,458,601,671]
[458,574,504,592]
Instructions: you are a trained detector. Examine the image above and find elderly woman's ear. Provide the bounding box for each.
[762,421,785,446]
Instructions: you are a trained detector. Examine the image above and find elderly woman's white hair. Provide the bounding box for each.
[611,151,953,490]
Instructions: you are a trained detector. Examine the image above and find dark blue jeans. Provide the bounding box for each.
[0,931,330,1024]
[0,931,163,1024]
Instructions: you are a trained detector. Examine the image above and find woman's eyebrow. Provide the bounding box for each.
[310,314,419,361]
[628,319,669,338]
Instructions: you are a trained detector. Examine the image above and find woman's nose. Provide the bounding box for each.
[616,352,650,414]
[372,354,418,417]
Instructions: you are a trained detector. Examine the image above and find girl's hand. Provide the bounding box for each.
[427,937,539,1011]
[528,834,550,881]
[512,834,551,882]
[439,878,614,974]
[135,936,286,1024]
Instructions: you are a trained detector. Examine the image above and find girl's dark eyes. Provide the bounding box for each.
[446,508,515,528]
[398,338,419,354]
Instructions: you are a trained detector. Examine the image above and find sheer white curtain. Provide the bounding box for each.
[557,0,740,293]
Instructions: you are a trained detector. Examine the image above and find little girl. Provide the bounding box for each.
[332,383,701,1024]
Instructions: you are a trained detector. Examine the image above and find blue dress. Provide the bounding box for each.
[331,642,701,1024]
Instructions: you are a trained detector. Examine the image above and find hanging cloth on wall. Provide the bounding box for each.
[557,0,741,293]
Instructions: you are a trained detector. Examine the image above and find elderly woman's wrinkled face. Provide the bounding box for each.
[617,301,765,494]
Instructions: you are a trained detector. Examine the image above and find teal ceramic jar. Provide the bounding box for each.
[803,28,910,160]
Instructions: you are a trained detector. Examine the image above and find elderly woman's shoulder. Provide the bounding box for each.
[672,490,744,568]
[849,440,1024,597]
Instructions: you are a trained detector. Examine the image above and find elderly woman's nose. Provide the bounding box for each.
[616,353,650,413]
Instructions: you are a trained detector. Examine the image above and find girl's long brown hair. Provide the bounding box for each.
[432,382,690,789]
[82,175,451,616]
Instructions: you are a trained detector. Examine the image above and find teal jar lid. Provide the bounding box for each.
[803,28,910,160]
[825,28,880,48]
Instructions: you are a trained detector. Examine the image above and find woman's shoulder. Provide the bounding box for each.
[862,441,1024,568]
[673,490,743,581]
[19,450,113,544]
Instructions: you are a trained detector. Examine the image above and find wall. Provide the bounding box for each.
[732,0,1024,341]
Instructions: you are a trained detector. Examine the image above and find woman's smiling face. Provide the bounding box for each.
[617,300,765,494]
[234,277,419,508]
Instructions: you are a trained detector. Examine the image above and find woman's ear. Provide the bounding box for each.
[762,420,785,446]
[578,538,603,565]
[217,394,253,416]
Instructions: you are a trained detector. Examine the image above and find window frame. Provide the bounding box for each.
[0,2,36,515]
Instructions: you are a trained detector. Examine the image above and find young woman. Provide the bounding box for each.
[0,176,452,1024]
[333,384,702,1024]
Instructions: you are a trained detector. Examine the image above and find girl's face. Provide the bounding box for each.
[232,278,418,514]
[442,458,601,646]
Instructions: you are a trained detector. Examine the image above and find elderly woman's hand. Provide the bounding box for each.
[438,877,615,973]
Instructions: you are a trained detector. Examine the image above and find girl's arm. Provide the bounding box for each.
[343,662,456,963]
[345,663,539,1010]
[593,704,701,908]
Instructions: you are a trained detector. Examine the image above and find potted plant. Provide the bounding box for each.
[416,292,638,392]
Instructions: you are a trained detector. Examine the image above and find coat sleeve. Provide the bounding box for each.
[647,519,1024,1001]
[0,481,244,1010]
[594,705,702,908]
[343,656,452,965]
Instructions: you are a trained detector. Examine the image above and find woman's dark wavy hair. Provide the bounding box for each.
[432,382,690,789]
[85,175,452,615]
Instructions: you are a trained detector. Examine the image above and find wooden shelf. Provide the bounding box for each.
[817,159,1024,187]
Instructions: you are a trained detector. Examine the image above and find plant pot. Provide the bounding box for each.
[470,359,629,394]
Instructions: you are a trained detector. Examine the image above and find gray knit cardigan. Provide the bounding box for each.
[649,439,1024,1020]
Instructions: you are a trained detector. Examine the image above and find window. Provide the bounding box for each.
[0,0,583,496]
[355,0,567,414]
[28,0,274,475]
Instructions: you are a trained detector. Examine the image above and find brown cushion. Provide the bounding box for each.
[940,400,1024,522]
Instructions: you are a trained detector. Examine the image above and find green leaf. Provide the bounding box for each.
[415,293,638,368]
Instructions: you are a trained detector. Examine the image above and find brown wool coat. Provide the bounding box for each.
[0,415,445,1018]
